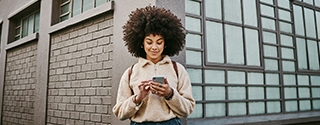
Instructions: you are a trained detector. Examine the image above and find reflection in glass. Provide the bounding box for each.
[313,100,320,110]
[284,87,297,99]
[297,75,309,85]
[300,100,311,111]
[311,88,320,98]
[96,0,106,6]
[186,50,202,65]
[225,25,244,64]
[265,59,278,71]
[228,71,245,84]
[248,87,264,99]
[72,0,81,16]
[243,0,257,26]
[34,12,40,33]
[285,101,298,112]
[249,102,265,114]
[304,8,316,38]
[311,76,320,85]
[279,9,291,21]
[207,103,226,117]
[22,18,28,37]
[248,72,264,84]
[187,68,202,83]
[281,47,294,59]
[283,74,296,85]
[206,86,225,100]
[27,15,34,35]
[205,0,221,19]
[186,33,202,49]
[224,0,242,23]
[83,0,94,12]
[282,61,295,72]
[245,28,260,66]
[293,5,305,36]
[278,0,290,9]
[228,87,246,100]
[205,70,225,84]
[264,45,278,57]
[186,0,200,15]
[206,21,224,63]
[279,22,292,33]
[262,17,276,30]
[229,102,246,116]
[260,4,274,17]
[265,73,279,85]
[267,101,281,113]
[299,88,310,98]
[263,31,277,44]
[307,40,320,70]
[266,87,280,99]
[296,38,308,69]
[280,34,293,47]
[186,16,201,32]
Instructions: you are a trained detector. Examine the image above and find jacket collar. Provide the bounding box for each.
[138,55,171,67]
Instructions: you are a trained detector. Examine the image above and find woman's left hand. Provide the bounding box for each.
[150,77,172,97]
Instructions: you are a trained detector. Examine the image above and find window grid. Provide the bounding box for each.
[186,0,320,119]
[13,11,40,42]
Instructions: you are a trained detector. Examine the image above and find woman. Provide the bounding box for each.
[113,6,195,125]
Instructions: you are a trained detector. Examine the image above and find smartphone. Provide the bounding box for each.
[152,76,164,84]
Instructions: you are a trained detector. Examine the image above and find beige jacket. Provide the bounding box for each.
[113,56,195,122]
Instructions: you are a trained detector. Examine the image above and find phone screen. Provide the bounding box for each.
[152,76,164,84]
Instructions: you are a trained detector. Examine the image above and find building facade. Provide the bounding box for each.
[0,0,319,125]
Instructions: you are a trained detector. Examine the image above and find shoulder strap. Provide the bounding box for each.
[128,61,179,81]
[172,61,179,78]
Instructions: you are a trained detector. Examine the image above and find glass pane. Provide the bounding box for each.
[267,101,281,113]
[303,0,314,5]
[186,0,200,15]
[187,68,202,83]
[284,87,297,99]
[317,12,320,40]
[300,100,311,111]
[188,103,202,118]
[72,0,81,16]
[61,0,69,3]
[243,0,257,26]
[206,86,225,100]
[263,31,277,44]
[248,87,264,99]
[27,14,34,35]
[265,73,279,85]
[281,47,294,59]
[282,61,295,72]
[22,18,28,37]
[299,87,310,98]
[283,74,296,85]
[280,34,293,47]
[34,11,40,33]
[296,38,308,69]
[229,102,246,116]
[248,72,264,84]
[186,50,202,65]
[297,75,309,85]
[228,87,246,100]
[60,15,69,22]
[264,45,278,57]
[206,21,224,63]
[224,0,242,23]
[312,100,320,110]
[228,71,245,84]
[293,5,305,36]
[279,9,291,21]
[192,86,202,101]
[262,17,276,30]
[83,0,94,12]
[260,0,273,4]
[225,25,244,64]
[186,33,201,49]
[205,70,225,84]
[249,102,265,114]
[311,88,320,98]
[245,28,260,66]
[205,0,221,19]
[261,4,274,17]
[265,59,278,71]
[304,8,317,38]
[279,21,292,33]
[61,3,69,14]
[278,0,290,9]
[285,101,298,112]
[316,0,320,7]
[206,103,226,117]
[95,0,106,7]
[15,27,20,36]
[186,16,201,32]
[311,76,320,85]
[307,40,320,70]
[266,87,280,99]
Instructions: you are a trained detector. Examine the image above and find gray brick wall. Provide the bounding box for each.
[2,41,37,125]
[48,13,113,125]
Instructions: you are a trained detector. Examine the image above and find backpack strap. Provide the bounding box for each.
[128,64,135,82]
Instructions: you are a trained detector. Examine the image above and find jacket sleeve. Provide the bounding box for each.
[165,63,195,118]
[112,68,141,120]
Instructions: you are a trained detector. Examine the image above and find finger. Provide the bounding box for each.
[164,77,169,84]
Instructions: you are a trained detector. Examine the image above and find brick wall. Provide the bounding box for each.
[47,13,113,125]
[2,41,37,125]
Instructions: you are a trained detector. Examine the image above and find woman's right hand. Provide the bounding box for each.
[135,80,151,103]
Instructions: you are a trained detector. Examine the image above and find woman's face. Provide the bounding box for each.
[143,34,165,64]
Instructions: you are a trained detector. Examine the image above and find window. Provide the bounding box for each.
[185,0,320,119]
[14,11,40,41]
[59,0,109,22]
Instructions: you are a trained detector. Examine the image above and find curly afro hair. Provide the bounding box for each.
[123,6,186,58]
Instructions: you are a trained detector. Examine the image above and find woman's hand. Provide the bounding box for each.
[150,78,172,97]
[135,80,151,104]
